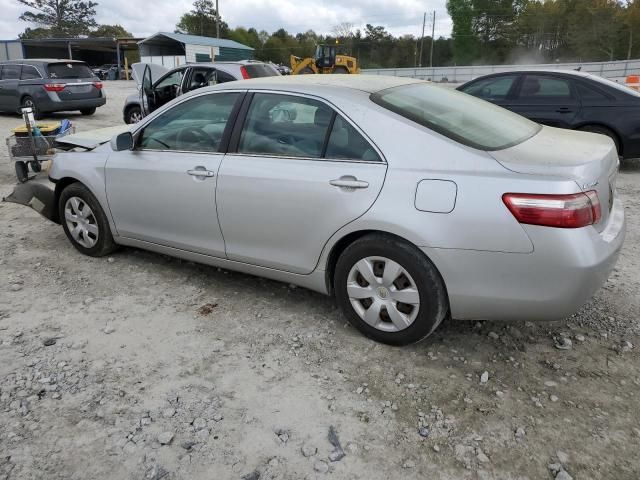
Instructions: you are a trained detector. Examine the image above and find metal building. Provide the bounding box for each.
[138,32,253,68]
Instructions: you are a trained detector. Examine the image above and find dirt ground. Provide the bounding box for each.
[0,81,639,480]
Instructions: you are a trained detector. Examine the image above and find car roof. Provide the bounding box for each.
[212,74,423,94]
[0,59,86,65]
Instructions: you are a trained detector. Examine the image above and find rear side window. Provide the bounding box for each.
[461,75,517,100]
[1,64,21,80]
[21,65,41,80]
[576,83,610,101]
[326,116,381,161]
[518,75,573,99]
[243,64,279,78]
[371,83,540,151]
[239,93,332,158]
[47,62,93,79]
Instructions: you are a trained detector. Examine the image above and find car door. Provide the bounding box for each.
[141,66,186,115]
[217,92,387,274]
[509,73,581,128]
[458,74,520,109]
[0,64,22,112]
[105,91,244,257]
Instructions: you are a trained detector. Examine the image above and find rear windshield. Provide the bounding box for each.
[371,83,541,151]
[244,64,279,78]
[47,62,93,79]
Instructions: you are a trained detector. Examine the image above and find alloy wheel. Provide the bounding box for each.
[347,256,420,332]
[64,197,99,248]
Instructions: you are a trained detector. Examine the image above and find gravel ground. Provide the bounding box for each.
[0,80,639,480]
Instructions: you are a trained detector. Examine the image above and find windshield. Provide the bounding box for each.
[243,64,279,78]
[47,62,94,79]
[371,83,541,151]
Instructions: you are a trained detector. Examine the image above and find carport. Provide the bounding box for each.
[21,37,141,72]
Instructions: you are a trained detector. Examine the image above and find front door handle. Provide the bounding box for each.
[187,168,215,178]
[556,107,573,114]
[330,177,369,189]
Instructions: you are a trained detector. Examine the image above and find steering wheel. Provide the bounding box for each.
[176,127,211,150]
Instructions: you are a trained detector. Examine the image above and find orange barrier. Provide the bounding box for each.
[626,75,640,91]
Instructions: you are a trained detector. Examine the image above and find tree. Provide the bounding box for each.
[176,0,228,38]
[447,0,478,64]
[89,24,132,38]
[18,0,98,37]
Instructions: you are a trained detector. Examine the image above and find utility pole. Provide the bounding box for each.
[418,11,426,68]
[429,10,436,68]
[216,0,220,38]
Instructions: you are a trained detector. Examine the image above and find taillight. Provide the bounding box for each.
[240,66,250,79]
[43,83,65,92]
[502,191,601,229]
[93,81,103,89]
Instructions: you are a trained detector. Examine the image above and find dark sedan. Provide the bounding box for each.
[458,70,640,159]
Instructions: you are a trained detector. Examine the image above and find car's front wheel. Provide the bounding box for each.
[334,234,449,346]
[124,105,143,124]
[59,182,117,257]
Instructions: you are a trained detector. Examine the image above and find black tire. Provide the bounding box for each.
[29,161,42,173]
[58,182,117,257]
[331,67,349,74]
[299,67,315,74]
[124,105,143,124]
[21,96,42,120]
[80,107,97,116]
[334,234,449,346]
[15,161,29,183]
[579,125,620,155]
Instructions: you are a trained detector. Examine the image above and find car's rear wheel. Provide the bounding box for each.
[21,96,42,120]
[579,125,620,155]
[334,234,449,346]
[80,107,96,116]
[125,105,143,124]
[59,182,117,257]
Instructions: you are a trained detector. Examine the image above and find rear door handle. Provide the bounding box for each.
[187,168,215,178]
[330,178,369,189]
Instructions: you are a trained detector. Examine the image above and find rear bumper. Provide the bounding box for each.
[424,198,626,321]
[39,95,106,113]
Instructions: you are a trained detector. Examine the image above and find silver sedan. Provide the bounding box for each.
[7,75,626,345]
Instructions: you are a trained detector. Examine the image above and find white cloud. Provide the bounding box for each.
[0,0,451,39]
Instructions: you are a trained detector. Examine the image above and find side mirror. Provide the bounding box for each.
[111,132,134,151]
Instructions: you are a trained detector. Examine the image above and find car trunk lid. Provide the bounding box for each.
[490,126,619,233]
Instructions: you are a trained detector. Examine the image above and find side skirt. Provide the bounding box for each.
[115,236,330,295]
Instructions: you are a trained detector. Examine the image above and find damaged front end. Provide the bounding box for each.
[3,181,59,224]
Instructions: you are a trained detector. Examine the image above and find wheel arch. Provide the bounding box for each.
[324,229,449,303]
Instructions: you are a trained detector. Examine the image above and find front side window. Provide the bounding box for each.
[1,64,21,80]
[238,93,334,158]
[21,65,41,80]
[155,70,184,90]
[371,83,540,151]
[138,92,240,152]
[518,75,573,100]
[461,75,517,100]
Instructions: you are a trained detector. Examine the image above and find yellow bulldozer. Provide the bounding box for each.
[290,44,359,75]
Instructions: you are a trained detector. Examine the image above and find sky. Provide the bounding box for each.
[0,0,452,40]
